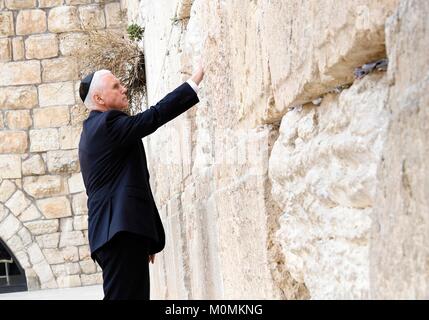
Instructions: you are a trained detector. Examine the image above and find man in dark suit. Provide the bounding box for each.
[78,63,204,300]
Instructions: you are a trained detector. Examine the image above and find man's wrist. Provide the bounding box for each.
[186,79,199,94]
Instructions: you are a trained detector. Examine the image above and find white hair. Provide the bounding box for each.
[84,69,112,109]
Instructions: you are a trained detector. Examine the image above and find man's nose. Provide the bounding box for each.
[121,86,127,94]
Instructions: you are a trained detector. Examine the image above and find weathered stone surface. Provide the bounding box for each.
[19,204,42,222]
[32,261,56,288]
[0,38,11,62]
[65,0,91,5]
[11,37,24,61]
[5,0,36,10]
[59,125,82,149]
[17,225,32,246]
[29,128,59,152]
[0,213,21,240]
[43,246,78,264]
[59,231,86,247]
[60,217,73,232]
[23,175,67,199]
[371,0,429,299]
[81,273,102,286]
[5,189,31,216]
[0,61,41,86]
[269,74,389,299]
[59,32,90,56]
[48,6,81,33]
[78,245,90,260]
[0,11,14,37]
[16,9,47,35]
[79,259,96,274]
[47,149,79,173]
[105,2,123,27]
[0,112,3,128]
[5,110,32,129]
[24,219,59,235]
[51,262,81,277]
[71,192,87,216]
[42,57,78,82]
[38,81,75,107]
[35,232,60,249]
[73,215,87,231]
[39,0,62,8]
[0,179,16,202]
[79,5,106,30]
[36,196,72,219]
[33,106,70,128]
[27,242,45,264]
[22,154,46,176]
[0,131,28,153]
[68,173,84,193]
[25,34,58,59]
[0,85,38,110]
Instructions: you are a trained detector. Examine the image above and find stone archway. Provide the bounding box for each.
[0,203,57,291]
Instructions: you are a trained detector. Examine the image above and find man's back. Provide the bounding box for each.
[78,82,199,259]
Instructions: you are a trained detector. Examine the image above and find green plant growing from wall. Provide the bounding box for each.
[127,23,144,42]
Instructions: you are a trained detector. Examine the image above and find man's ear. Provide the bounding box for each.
[94,93,104,105]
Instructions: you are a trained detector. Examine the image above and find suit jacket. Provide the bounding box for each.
[78,82,199,259]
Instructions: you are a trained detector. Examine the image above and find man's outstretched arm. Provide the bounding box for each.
[105,63,204,146]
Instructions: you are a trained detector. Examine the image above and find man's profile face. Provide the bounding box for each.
[96,73,128,111]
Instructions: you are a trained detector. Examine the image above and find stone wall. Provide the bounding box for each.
[131,0,429,299]
[0,0,126,290]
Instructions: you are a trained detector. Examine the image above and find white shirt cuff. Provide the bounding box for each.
[186,79,199,94]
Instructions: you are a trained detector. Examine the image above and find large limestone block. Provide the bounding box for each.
[19,204,42,222]
[25,34,58,59]
[36,196,72,219]
[35,232,60,249]
[0,11,14,37]
[105,2,123,27]
[39,0,62,8]
[0,85,38,110]
[25,219,59,235]
[33,106,70,128]
[59,231,86,247]
[68,173,84,193]
[0,213,21,240]
[0,60,41,86]
[59,125,82,149]
[11,36,24,61]
[5,0,36,9]
[57,275,81,288]
[59,32,89,56]
[48,6,81,33]
[47,149,79,173]
[0,38,11,62]
[16,9,47,35]
[0,131,28,153]
[22,154,46,176]
[43,246,78,264]
[71,192,88,216]
[79,5,106,30]
[38,81,75,107]
[5,110,32,129]
[29,128,59,152]
[5,189,31,216]
[0,179,16,202]
[23,175,68,199]
[0,155,21,178]
[269,74,389,299]
[42,57,78,82]
[371,0,429,299]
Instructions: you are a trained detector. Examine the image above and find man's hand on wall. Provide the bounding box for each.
[190,59,205,86]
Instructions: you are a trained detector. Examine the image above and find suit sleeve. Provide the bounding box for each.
[105,82,199,146]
